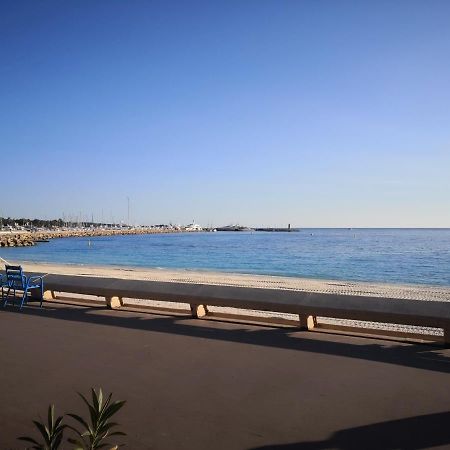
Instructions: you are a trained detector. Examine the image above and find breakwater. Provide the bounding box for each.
[254,227,298,232]
[0,228,179,247]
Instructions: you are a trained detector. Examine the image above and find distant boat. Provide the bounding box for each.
[216,225,253,232]
[185,223,203,231]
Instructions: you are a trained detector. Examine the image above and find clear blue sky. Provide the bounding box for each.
[1,1,449,227]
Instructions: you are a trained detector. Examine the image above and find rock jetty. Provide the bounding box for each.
[0,233,36,247]
[0,228,179,248]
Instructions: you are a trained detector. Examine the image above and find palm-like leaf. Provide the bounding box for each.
[67,388,126,449]
[18,404,66,450]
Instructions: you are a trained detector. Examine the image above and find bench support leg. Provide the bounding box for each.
[190,304,208,318]
[106,296,123,309]
[43,290,56,300]
[31,289,54,301]
[299,314,317,331]
[444,325,450,348]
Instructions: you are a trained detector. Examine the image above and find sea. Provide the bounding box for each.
[1,229,450,286]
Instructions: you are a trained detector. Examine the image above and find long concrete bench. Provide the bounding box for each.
[32,273,450,345]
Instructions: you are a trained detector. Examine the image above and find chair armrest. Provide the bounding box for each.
[28,275,44,282]
[27,275,44,285]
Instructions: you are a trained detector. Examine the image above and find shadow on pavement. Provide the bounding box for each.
[2,301,450,375]
[250,411,450,449]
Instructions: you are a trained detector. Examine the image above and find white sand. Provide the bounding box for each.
[16,260,450,301]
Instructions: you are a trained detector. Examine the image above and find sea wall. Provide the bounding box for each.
[0,233,36,247]
[0,228,180,247]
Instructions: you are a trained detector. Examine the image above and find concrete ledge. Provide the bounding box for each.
[22,273,450,345]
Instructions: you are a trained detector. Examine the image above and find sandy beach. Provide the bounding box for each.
[14,261,450,300]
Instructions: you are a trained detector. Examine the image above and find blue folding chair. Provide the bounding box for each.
[3,265,45,309]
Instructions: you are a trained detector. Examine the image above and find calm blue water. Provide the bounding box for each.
[1,229,450,286]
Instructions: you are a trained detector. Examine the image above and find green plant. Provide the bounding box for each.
[67,388,126,450]
[19,404,66,450]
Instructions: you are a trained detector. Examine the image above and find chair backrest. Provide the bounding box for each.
[5,265,26,289]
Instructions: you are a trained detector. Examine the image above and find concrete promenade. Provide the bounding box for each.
[14,262,450,340]
[1,301,450,449]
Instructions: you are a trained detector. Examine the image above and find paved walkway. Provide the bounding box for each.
[1,302,450,449]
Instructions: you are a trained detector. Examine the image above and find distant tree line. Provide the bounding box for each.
[0,217,109,229]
